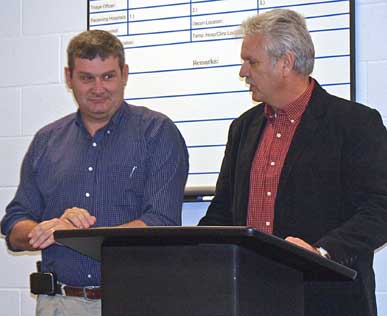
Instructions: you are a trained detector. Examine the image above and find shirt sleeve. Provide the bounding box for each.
[1,135,45,251]
[138,116,189,226]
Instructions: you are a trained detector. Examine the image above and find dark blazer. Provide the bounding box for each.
[199,82,387,316]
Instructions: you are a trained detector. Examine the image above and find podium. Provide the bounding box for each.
[54,227,356,316]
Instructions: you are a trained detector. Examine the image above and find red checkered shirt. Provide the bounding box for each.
[247,80,315,233]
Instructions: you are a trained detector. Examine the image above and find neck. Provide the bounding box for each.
[80,111,114,137]
[80,101,123,136]
[83,119,109,137]
[270,76,310,111]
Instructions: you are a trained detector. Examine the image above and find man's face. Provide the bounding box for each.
[239,33,284,105]
[65,56,128,124]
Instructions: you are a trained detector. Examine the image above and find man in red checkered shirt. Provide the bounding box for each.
[199,9,387,316]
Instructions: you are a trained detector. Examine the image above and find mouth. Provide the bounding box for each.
[245,79,254,89]
[88,97,108,104]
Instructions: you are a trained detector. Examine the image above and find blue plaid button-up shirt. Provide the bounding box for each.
[1,102,189,286]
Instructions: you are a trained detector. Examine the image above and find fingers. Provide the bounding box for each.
[285,236,317,253]
[61,207,96,229]
[28,218,73,249]
[27,208,96,250]
[34,233,55,250]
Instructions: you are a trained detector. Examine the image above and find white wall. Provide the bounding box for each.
[0,0,85,314]
[0,0,386,315]
[356,1,387,314]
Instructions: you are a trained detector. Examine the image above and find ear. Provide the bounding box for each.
[64,67,73,89]
[281,52,296,76]
[122,64,129,85]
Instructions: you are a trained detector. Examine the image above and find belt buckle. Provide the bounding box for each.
[83,286,99,300]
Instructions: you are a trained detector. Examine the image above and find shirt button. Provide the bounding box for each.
[270,161,275,166]
[107,130,111,135]
[265,221,271,226]
[266,192,272,197]
[290,119,295,124]
[88,274,92,278]
[85,192,91,198]
[92,142,97,147]
[276,133,281,138]
[88,166,93,172]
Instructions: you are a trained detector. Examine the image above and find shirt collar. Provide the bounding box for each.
[75,101,126,133]
[264,78,315,123]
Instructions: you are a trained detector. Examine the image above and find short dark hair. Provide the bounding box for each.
[67,30,125,74]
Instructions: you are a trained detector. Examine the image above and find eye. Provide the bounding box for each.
[79,74,94,83]
[103,73,116,81]
[241,59,258,67]
[249,59,258,65]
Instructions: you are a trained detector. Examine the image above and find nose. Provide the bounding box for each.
[93,78,105,94]
[239,61,248,78]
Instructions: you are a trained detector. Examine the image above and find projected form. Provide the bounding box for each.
[89,0,353,189]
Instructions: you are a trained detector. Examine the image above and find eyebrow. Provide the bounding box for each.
[78,70,117,76]
[241,55,258,62]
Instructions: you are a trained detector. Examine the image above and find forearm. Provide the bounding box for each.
[8,219,39,251]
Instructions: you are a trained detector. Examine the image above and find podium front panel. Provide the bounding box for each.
[102,244,303,316]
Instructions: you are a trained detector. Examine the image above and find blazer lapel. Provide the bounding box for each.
[235,108,267,225]
[278,84,327,189]
[239,114,267,174]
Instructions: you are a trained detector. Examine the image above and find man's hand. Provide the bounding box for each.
[9,208,97,251]
[60,207,96,229]
[285,236,319,255]
[28,218,77,249]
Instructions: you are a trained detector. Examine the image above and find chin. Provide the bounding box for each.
[251,93,262,103]
[90,100,108,107]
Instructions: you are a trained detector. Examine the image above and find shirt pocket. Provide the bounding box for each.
[107,162,144,208]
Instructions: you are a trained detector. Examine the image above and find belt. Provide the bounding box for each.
[55,283,101,300]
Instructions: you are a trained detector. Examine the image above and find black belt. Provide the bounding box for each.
[56,283,101,300]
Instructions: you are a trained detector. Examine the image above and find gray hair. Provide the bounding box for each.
[67,30,125,74]
[241,9,315,75]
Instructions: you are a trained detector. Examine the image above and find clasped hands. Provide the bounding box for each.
[28,207,96,250]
